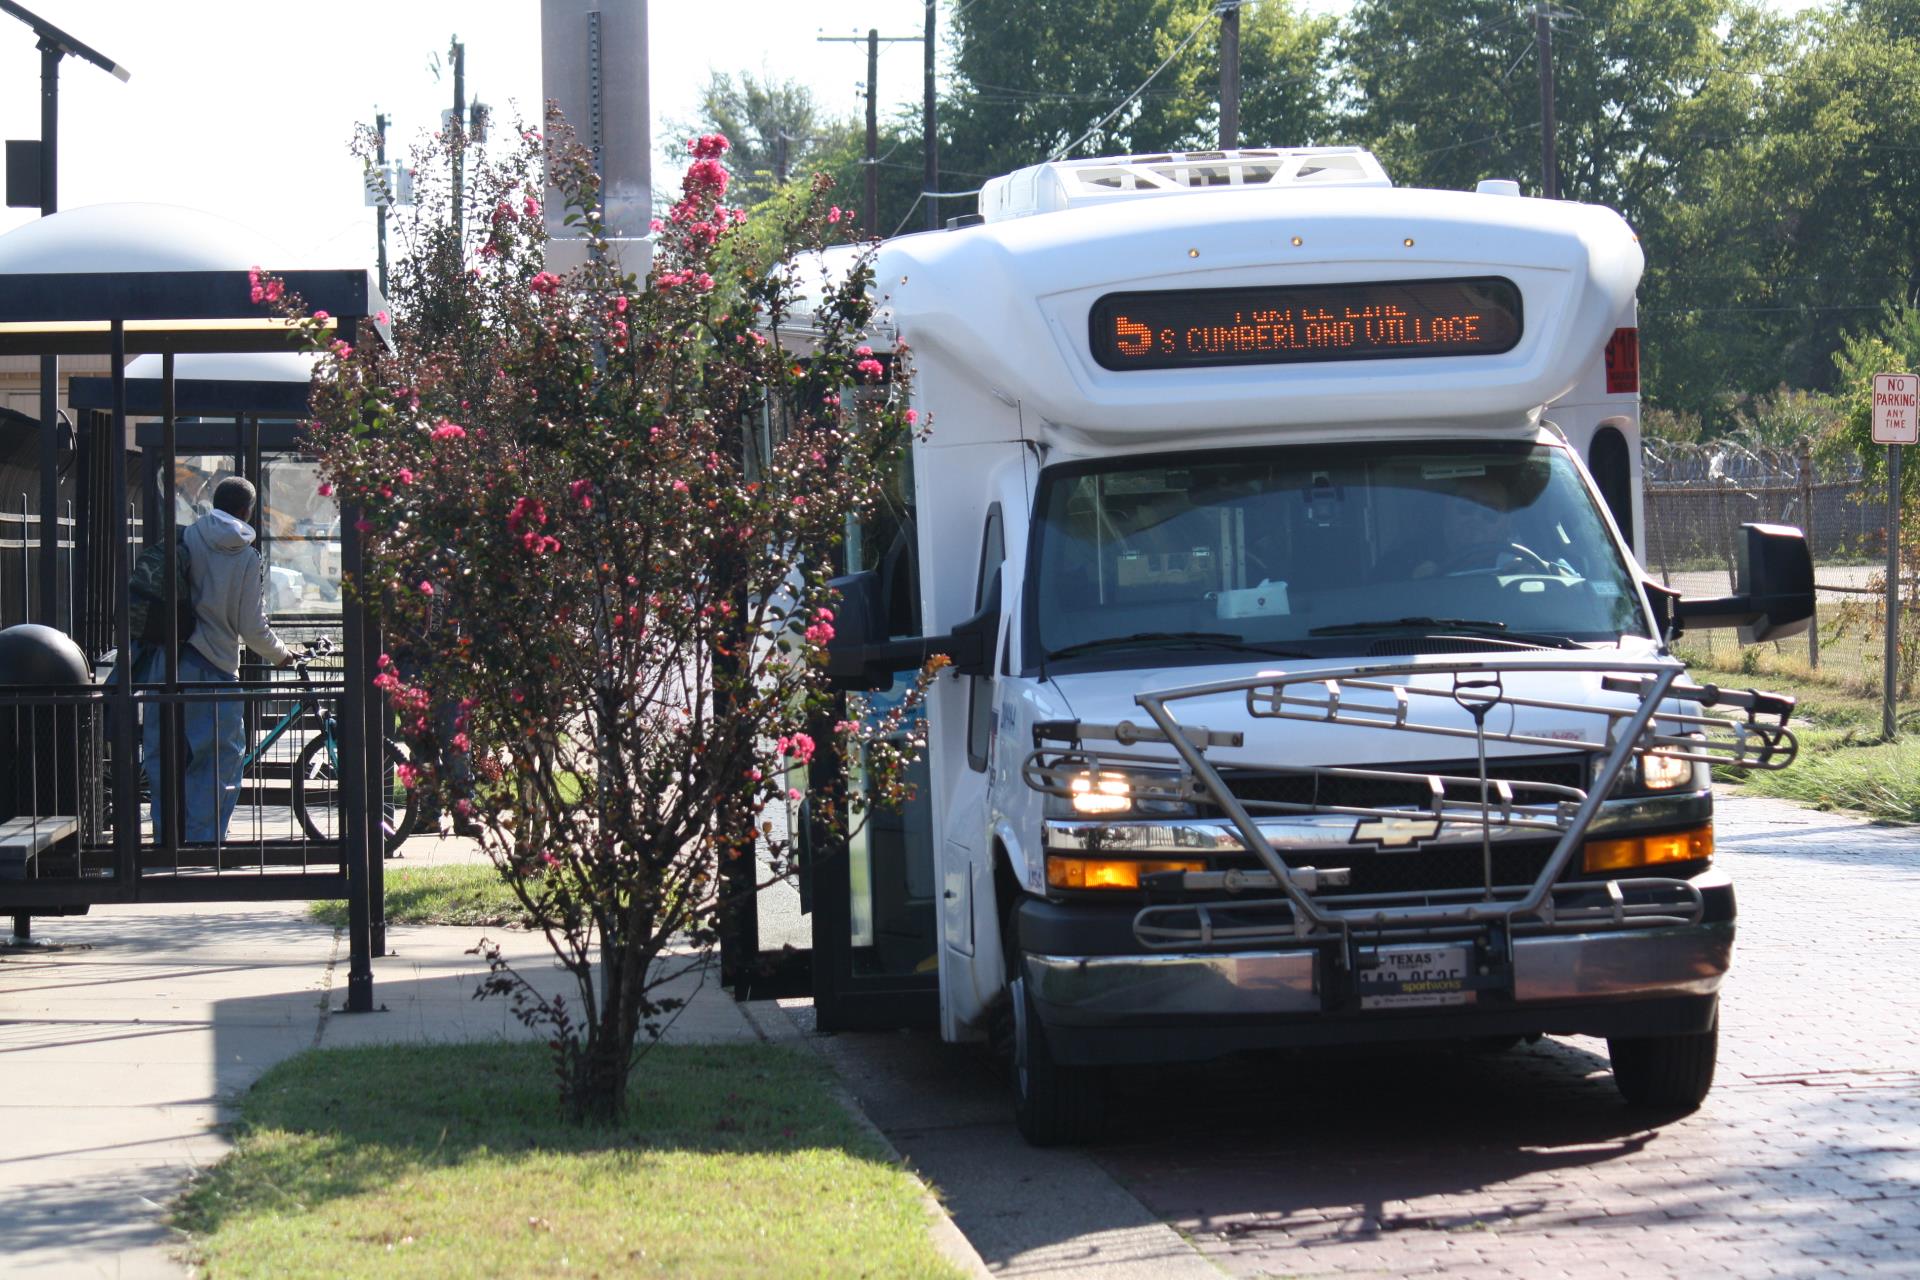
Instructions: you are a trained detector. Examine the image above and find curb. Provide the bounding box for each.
[738,998,995,1280]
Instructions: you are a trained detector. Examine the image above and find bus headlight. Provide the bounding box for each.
[1054,767,1195,818]
[1068,770,1133,815]
[1639,748,1694,791]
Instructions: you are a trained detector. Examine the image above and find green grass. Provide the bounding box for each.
[309,864,530,928]
[176,1041,963,1279]
[1679,646,1920,822]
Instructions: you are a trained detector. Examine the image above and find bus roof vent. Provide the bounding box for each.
[979,147,1391,222]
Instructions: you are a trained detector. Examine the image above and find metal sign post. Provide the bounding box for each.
[1870,373,1915,738]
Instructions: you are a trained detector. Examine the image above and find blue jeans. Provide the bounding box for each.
[140,646,244,844]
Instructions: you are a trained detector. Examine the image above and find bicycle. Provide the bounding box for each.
[240,637,419,857]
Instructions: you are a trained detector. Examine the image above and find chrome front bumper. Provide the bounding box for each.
[1026,917,1732,1026]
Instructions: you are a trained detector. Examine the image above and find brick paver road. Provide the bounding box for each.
[1092,792,1920,1278]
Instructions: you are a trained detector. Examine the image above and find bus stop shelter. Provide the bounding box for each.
[0,206,391,1010]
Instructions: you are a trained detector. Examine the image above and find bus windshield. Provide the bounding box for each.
[1027,441,1648,667]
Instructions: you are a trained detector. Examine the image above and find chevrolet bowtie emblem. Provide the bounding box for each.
[1350,816,1443,849]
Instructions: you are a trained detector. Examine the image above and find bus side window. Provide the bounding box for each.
[966,504,1005,772]
[1589,425,1633,549]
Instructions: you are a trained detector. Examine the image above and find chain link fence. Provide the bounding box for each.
[1644,441,1912,691]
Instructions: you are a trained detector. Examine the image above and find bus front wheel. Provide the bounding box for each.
[1005,913,1107,1147]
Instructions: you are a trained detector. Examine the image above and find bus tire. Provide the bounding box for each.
[1006,915,1106,1147]
[1607,1024,1717,1111]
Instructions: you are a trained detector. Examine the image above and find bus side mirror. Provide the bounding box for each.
[823,568,1000,690]
[823,570,892,690]
[1672,523,1814,644]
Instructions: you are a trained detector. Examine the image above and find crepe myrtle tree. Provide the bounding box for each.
[282,114,927,1122]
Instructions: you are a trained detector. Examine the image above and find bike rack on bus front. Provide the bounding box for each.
[1023,658,1796,975]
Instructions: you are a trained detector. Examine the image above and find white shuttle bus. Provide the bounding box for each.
[792,149,1812,1146]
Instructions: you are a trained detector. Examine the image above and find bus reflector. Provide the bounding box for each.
[1046,856,1207,890]
[1583,824,1711,873]
[1605,327,1640,394]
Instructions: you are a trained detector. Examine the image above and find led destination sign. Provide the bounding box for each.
[1089,277,1523,371]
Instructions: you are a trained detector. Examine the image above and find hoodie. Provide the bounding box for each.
[183,509,294,674]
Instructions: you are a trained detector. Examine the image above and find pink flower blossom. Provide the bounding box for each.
[805,619,836,646]
[672,479,688,493]
[827,206,843,224]
[418,579,434,595]
[688,133,730,159]
[506,496,548,536]
[375,310,389,326]
[523,195,541,219]
[397,468,415,485]
[788,788,802,802]
[317,482,334,497]
[492,200,514,225]
[331,340,353,360]
[313,309,330,322]
[452,732,470,752]
[529,271,562,296]
[855,358,884,380]
[904,408,919,425]
[431,421,467,441]
[396,762,421,789]
[777,732,817,764]
[569,478,593,510]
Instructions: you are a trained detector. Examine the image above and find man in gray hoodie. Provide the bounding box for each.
[141,476,296,843]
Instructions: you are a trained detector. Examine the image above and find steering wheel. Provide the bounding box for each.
[1442,541,1557,577]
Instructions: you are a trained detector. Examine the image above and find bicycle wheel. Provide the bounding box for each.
[293,733,420,856]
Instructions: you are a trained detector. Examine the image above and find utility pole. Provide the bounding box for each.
[1217,0,1241,151]
[451,36,466,240]
[1535,4,1558,199]
[820,26,925,236]
[0,2,128,628]
[924,1,938,230]
[864,29,878,232]
[374,112,390,296]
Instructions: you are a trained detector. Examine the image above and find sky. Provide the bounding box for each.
[0,0,940,267]
[0,0,1823,272]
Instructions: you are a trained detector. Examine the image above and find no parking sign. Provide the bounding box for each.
[1872,372,1919,445]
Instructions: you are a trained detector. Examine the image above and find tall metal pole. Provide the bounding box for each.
[375,112,390,297]
[1887,443,1903,740]
[1218,0,1241,151]
[35,41,57,626]
[865,28,879,234]
[1799,436,1819,669]
[923,1,938,230]
[1535,5,1558,199]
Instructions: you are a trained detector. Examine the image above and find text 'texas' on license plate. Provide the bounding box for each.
[1357,944,1475,1010]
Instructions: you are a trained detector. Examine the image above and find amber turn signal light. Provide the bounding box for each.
[1583,824,1713,873]
[1045,856,1207,890]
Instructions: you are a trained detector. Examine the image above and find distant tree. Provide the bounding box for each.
[670,71,860,208]
[941,0,1334,182]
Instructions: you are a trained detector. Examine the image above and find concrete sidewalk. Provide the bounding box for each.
[0,869,846,1278]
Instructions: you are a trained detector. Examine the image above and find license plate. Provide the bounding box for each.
[1358,944,1476,1010]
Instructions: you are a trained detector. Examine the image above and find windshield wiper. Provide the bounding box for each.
[1046,631,1311,662]
[1307,617,1584,650]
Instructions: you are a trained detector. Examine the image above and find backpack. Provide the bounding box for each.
[128,532,197,650]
